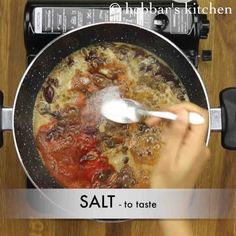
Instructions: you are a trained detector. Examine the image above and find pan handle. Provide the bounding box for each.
[0,91,3,147]
[0,91,13,148]
[220,88,236,150]
[210,88,236,150]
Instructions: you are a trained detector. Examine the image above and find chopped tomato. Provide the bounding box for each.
[75,92,86,108]
[36,122,113,188]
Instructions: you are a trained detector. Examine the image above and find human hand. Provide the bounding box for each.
[146,102,210,189]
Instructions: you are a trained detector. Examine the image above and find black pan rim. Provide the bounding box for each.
[12,22,211,190]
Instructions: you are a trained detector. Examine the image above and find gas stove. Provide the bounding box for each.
[24,0,211,67]
[24,0,211,188]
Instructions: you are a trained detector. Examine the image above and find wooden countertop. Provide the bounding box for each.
[0,0,235,235]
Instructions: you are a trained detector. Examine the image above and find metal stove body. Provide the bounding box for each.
[24,0,211,66]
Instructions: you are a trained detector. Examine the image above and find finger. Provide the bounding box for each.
[178,143,211,168]
[160,108,189,160]
[145,117,161,127]
[167,103,209,151]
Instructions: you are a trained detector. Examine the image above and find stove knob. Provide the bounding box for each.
[154,14,169,32]
[200,16,210,39]
[202,50,212,61]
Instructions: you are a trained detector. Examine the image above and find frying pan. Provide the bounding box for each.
[1,22,236,189]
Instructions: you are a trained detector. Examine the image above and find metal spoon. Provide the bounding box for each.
[101,98,205,125]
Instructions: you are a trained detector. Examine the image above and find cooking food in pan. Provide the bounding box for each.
[33,42,189,188]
